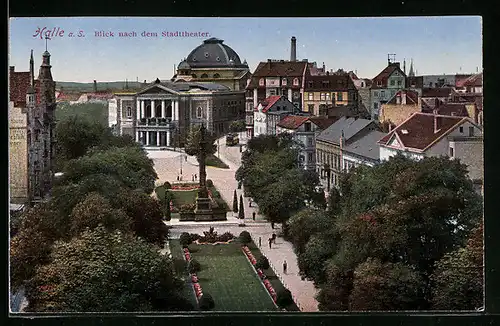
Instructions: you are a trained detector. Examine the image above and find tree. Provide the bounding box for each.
[229,120,246,133]
[199,293,215,311]
[287,209,334,254]
[349,258,424,310]
[69,192,132,236]
[256,256,270,270]
[238,195,245,220]
[25,227,188,312]
[276,289,294,309]
[232,190,239,213]
[184,125,217,164]
[297,231,339,285]
[61,146,158,194]
[431,222,484,310]
[239,231,252,245]
[188,259,201,274]
[180,232,193,248]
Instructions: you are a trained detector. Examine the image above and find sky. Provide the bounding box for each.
[9,17,482,83]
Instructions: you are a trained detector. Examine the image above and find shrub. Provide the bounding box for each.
[256,255,270,270]
[188,259,201,274]
[199,293,215,311]
[218,232,235,242]
[206,179,214,187]
[232,190,238,213]
[276,289,294,309]
[180,232,193,248]
[163,181,172,189]
[189,233,201,242]
[239,231,252,244]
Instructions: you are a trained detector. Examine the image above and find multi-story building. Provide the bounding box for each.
[302,69,358,116]
[379,89,421,128]
[110,80,245,148]
[9,65,31,203]
[253,95,296,137]
[341,129,387,172]
[245,36,314,138]
[276,115,335,170]
[349,71,372,118]
[370,60,407,120]
[378,112,483,194]
[316,117,380,189]
[172,37,251,92]
[25,50,57,204]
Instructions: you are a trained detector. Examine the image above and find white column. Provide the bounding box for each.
[140,100,145,118]
[136,130,139,142]
[136,99,140,120]
[161,100,166,118]
[253,89,258,107]
[288,88,293,102]
[157,132,160,146]
[174,101,179,121]
[151,100,156,118]
[146,131,150,146]
[167,130,171,146]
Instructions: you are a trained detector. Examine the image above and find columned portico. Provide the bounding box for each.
[161,100,166,118]
[140,100,145,118]
[151,100,155,118]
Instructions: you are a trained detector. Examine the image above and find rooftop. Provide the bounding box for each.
[316,116,374,145]
[344,130,387,161]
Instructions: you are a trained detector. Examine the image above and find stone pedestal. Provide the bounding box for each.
[195,197,213,221]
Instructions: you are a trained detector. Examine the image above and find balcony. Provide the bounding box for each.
[138,117,174,127]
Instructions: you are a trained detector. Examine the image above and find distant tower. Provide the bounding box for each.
[27,45,57,204]
[291,36,297,62]
[408,59,415,77]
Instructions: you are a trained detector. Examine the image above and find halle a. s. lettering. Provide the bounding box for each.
[33,26,65,39]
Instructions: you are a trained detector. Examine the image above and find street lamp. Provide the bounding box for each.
[324,163,331,192]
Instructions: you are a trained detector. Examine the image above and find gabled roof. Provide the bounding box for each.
[277,115,310,129]
[9,69,31,108]
[344,130,387,161]
[56,92,82,101]
[421,87,454,98]
[371,63,406,89]
[309,116,337,130]
[255,95,285,113]
[247,60,310,88]
[378,112,471,151]
[435,103,470,117]
[316,116,374,145]
[386,89,419,105]
[461,72,483,87]
[137,81,230,95]
[304,71,355,91]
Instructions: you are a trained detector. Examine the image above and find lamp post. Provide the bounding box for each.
[324,163,331,192]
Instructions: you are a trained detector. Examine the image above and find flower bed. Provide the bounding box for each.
[193,282,203,299]
[184,248,191,262]
[172,185,200,191]
[194,239,235,245]
[184,247,204,302]
[242,245,277,303]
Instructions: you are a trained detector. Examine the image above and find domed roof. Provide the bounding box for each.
[178,60,191,70]
[186,38,248,68]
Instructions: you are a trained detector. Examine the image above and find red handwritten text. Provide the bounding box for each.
[33,26,65,39]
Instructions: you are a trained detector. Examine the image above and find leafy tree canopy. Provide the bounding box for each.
[184,125,217,160]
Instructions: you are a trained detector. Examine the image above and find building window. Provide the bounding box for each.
[282,78,287,86]
[326,92,330,101]
[204,52,209,58]
[380,91,385,98]
[197,107,203,118]
[397,80,402,86]
[293,78,300,86]
[374,91,379,97]
[308,92,314,100]
[374,102,379,110]
[201,73,208,78]
[307,136,313,146]
[469,126,474,136]
[307,104,314,112]
[377,80,382,86]
[459,126,464,133]
[126,106,132,117]
[304,122,311,132]
[259,78,265,86]
[337,92,343,101]
[449,147,454,158]
[390,80,395,86]
[213,73,220,78]
[320,93,326,101]
[308,152,314,162]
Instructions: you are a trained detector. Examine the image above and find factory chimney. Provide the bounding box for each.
[93,80,97,92]
[291,36,297,62]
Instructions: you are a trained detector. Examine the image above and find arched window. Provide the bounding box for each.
[166,105,172,118]
[197,107,203,118]
[293,78,300,86]
[192,74,197,78]
[201,74,208,78]
[155,105,162,117]
[259,78,265,86]
[146,105,152,118]
[126,106,132,118]
[213,73,220,78]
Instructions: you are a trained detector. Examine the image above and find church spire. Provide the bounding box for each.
[409,58,415,77]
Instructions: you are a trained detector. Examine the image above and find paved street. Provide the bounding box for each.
[148,133,320,312]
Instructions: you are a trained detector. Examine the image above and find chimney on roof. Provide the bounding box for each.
[434,114,441,134]
[401,92,407,105]
[403,59,406,74]
[291,36,297,62]
[322,62,325,71]
[93,80,97,92]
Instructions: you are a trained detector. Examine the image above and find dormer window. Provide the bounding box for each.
[216,57,220,61]
[259,78,265,86]
[204,52,209,58]
[377,80,382,86]
[213,73,220,78]
[201,73,208,78]
[293,78,300,86]
[308,81,313,88]
[401,129,409,134]
[282,78,287,86]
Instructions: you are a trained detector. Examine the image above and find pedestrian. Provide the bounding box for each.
[177,175,179,181]
[195,174,197,180]
[259,236,262,247]
[180,175,183,181]
[283,260,288,274]
[252,212,256,221]
[185,155,187,162]
[272,233,276,244]
[268,238,272,249]
[271,222,275,229]
[249,198,252,207]
[192,174,194,181]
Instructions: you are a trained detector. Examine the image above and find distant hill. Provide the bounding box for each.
[56,81,145,92]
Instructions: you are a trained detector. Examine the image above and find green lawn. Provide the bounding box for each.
[189,242,277,311]
[169,240,198,308]
[206,154,229,169]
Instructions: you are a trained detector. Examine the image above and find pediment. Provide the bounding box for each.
[137,85,177,96]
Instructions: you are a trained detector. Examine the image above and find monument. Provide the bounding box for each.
[194,124,216,221]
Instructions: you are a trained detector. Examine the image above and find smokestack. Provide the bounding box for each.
[322,62,325,71]
[403,59,406,74]
[291,36,297,62]
[93,80,97,92]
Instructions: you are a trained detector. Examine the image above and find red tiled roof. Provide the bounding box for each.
[371,63,406,89]
[378,112,467,151]
[247,61,310,88]
[9,68,31,108]
[255,95,283,113]
[304,71,355,91]
[421,87,453,98]
[435,103,470,117]
[277,115,310,129]
[462,72,483,87]
[455,74,473,88]
[57,92,82,101]
[309,116,337,130]
[348,71,359,80]
[387,89,419,105]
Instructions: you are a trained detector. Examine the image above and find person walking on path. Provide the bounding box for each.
[268,238,272,249]
[283,260,288,274]
[249,198,252,207]
[271,222,275,229]
[177,175,179,181]
[272,233,277,244]
[191,174,194,181]
[259,236,262,247]
[194,174,197,181]
[252,212,256,221]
